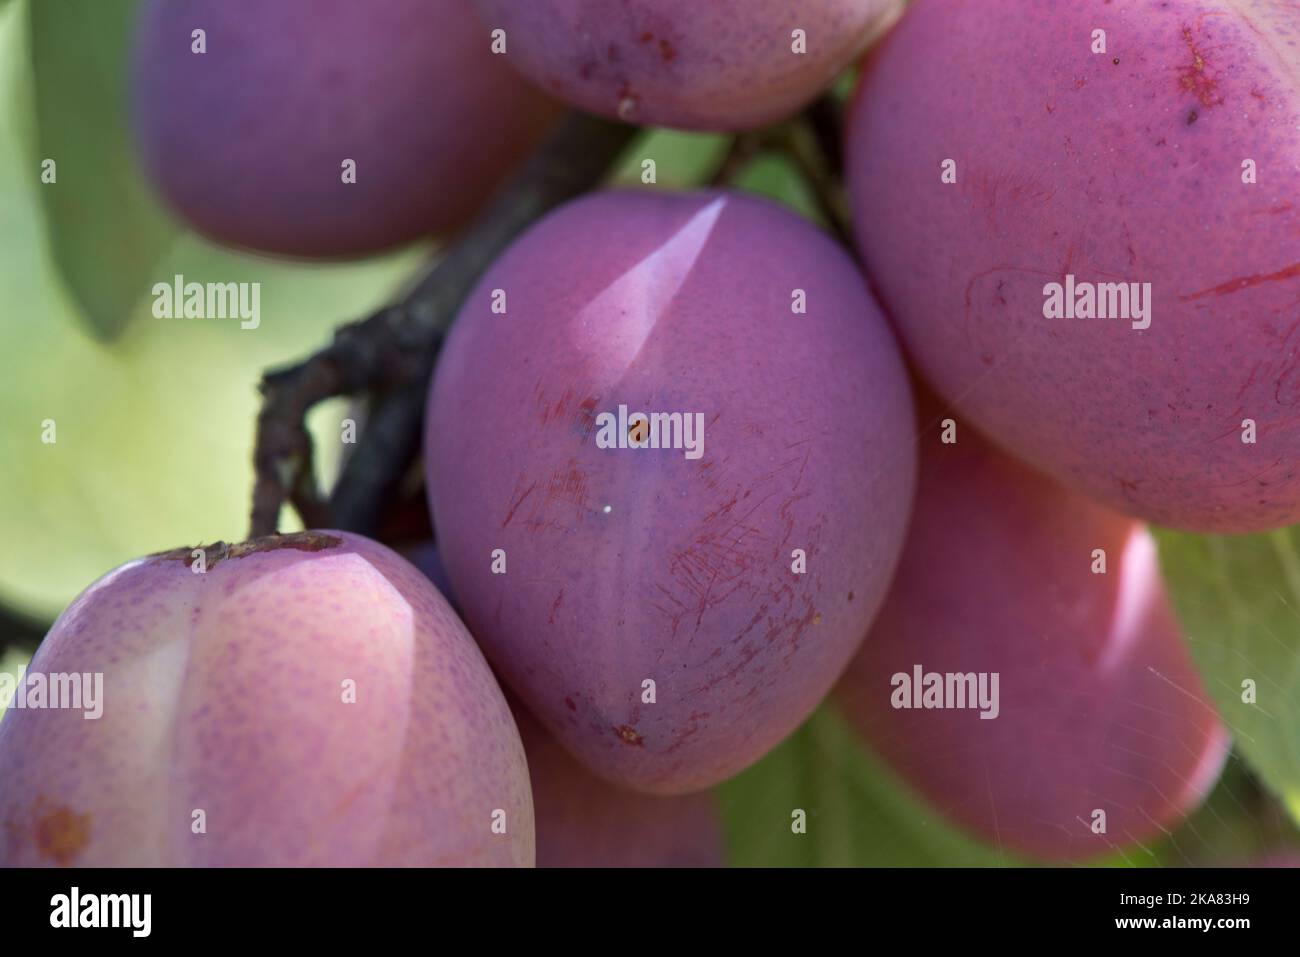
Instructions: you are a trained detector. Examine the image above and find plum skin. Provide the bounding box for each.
[426,189,917,795]
[472,0,900,131]
[133,0,560,257]
[512,701,724,867]
[0,531,534,867]
[407,542,725,866]
[836,409,1230,861]
[847,0,1300,532]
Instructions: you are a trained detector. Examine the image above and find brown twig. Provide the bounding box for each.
[804,93,846,180]
[710,131,766,186]
[0,604,50,657]
[249,112,638,538]
[780,114,852,245]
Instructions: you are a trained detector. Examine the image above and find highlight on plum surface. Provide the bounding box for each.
[0,531,534,867]
[426,188,917,795]
[473,0,901,131]
[836,404,1231,861]
[847,0,1300,533]
[133,0,561,257]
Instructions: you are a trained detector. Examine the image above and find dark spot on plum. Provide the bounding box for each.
[33,801,90,865]
[639,31,654,44]
[847,591,855,602]
[606,44,621,63]
[1187,109,1198,124]
[150,531,343,569]
[614,724,644,746]
[1112,58,1120,65]
[659,39,677,62]
[565,697,577,711]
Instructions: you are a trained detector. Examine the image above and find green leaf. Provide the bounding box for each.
[718,705,1296,867]
[609,127,727,189]
[1142,754,1300,866]
[718,705,1026,866]
[0,649,32,724]
[24,0,178,339]
[1156,527,1300,825]
[0,8,427,620]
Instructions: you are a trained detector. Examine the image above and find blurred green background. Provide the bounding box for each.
[0,0,1297,867]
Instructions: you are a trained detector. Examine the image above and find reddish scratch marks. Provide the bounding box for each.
[502,481,538,528]
[541,462,590,519]
[1207,458,1287,489]
[967,169,1057,227]
[328,777,374,822]
[1179,262,1300,300]
[577,395,600,437]
[1116,476,1142,498]
[536,385,577,427]
[548,588,565,625]
[1237,362,1261,402]
[614,725,644,746]
[1249,203,1293,216]
[1177,24,1225,107]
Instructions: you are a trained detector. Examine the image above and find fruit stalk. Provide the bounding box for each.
[248,112,639,539]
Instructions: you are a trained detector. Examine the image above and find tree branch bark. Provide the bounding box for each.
[249,112,639,538]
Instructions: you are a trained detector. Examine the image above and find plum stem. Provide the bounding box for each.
[249,98,851,542]
[708,96,851,244]
[248,113,639,539]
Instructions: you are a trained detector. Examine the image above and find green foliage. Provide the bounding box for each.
[24,0,177,339]
[1157,528,1300,826]
[0,649,31,723]
[719,704,1298,867]
[719,705,1021,866]
[609,126,727,188]
[0,4,425,620]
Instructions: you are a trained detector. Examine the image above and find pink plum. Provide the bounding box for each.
[472,0,901,130]
[847,0,1300,532]
[426,189,916,794]
[837,404,1231,860]
[133,0,561,257]
[0,531,534,867]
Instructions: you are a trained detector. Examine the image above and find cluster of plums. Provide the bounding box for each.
[3,0,1297,865]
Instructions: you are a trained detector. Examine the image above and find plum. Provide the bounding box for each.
[0,531,534,867]
[836,403,1231,861]
[513,701,724,867]
[847,0,1300,532]
[426,189,916,794]
[407,542,724,865]
[472,0,901,130]
[133,0,560,257]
